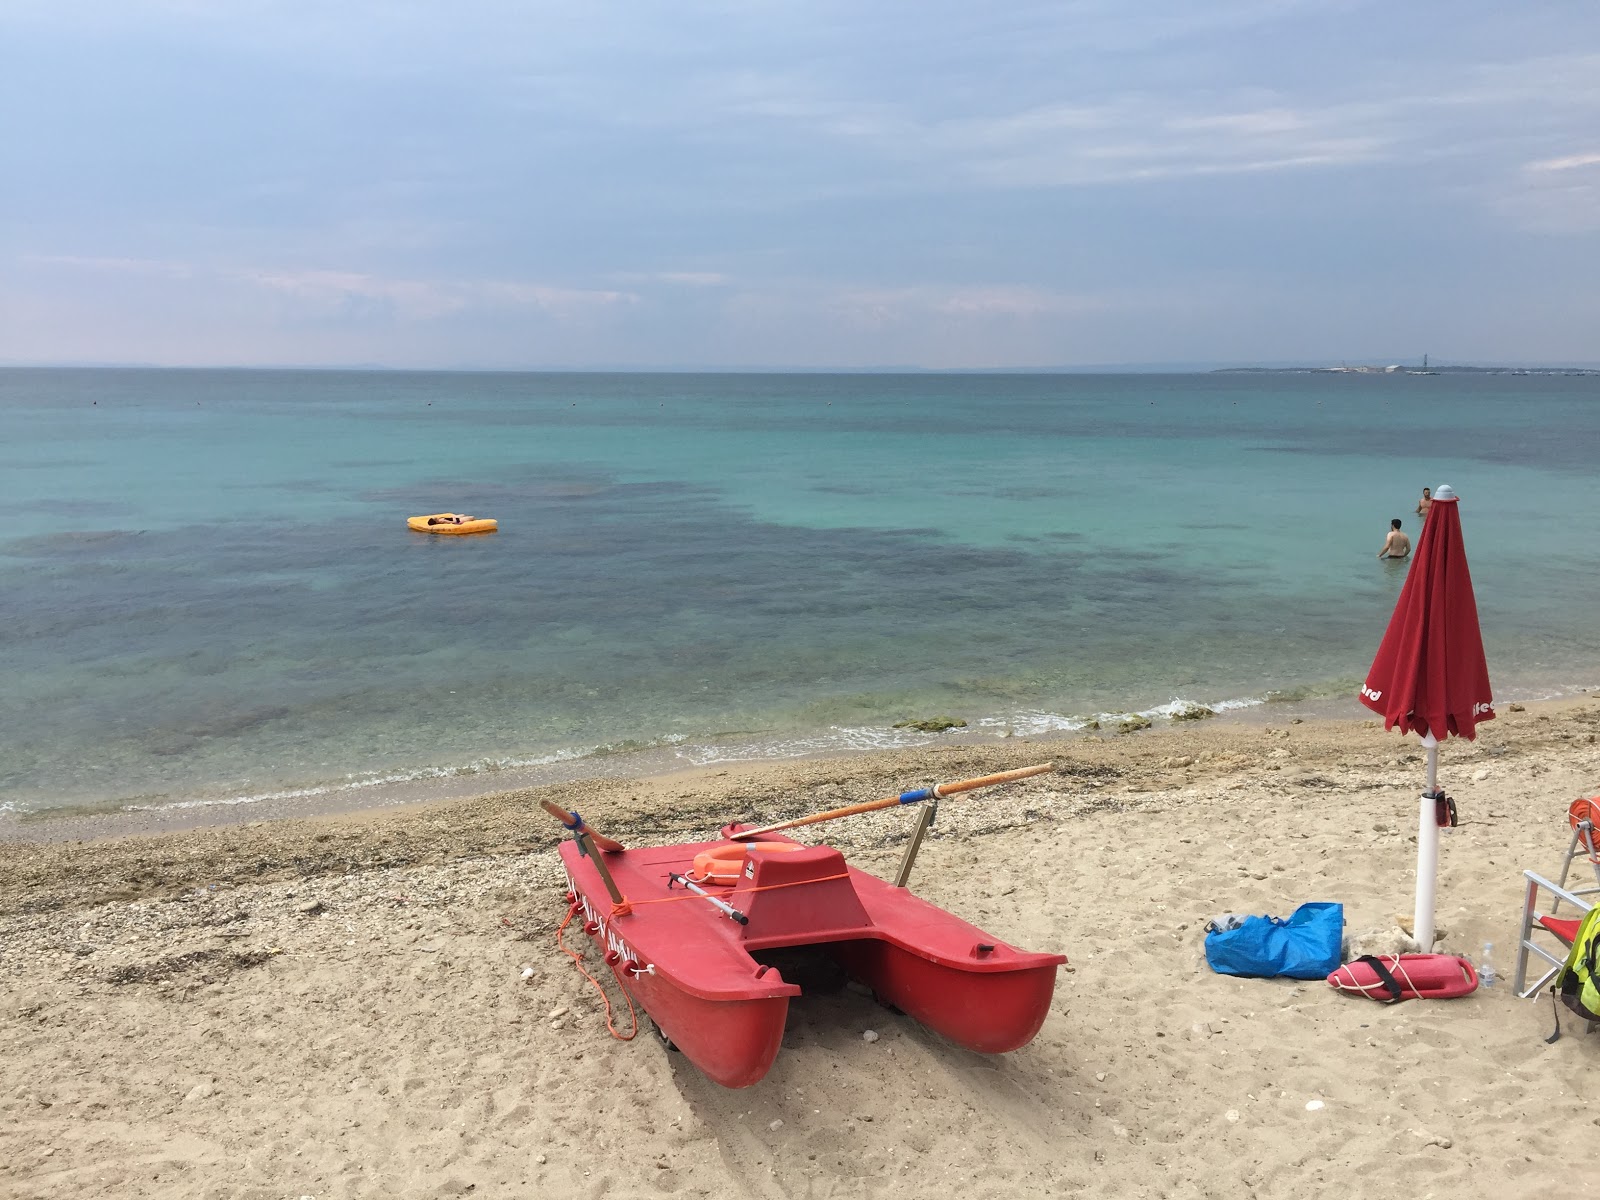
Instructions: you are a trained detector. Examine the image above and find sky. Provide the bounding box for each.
[2,1,1597,370]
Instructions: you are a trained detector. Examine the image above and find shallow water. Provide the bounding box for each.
[3,368,1597,818]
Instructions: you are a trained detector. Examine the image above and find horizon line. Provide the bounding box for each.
[5,359,1600,374]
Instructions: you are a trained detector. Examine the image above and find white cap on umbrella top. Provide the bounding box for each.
[1433,484,1458,501]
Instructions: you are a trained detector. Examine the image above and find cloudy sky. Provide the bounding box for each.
[3,2,1597,369]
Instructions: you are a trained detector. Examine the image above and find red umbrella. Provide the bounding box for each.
[1359,484,1494,949]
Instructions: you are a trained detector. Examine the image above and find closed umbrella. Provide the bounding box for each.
[1358,484,1494,949]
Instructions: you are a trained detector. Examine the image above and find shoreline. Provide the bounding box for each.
[5,694,1595,911]
[6,657,1593,842]
[0,692,1376,845]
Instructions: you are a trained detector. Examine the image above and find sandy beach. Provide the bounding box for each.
[4,698,1599,1199]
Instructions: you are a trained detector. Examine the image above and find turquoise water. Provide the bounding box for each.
[2,368,1598,817]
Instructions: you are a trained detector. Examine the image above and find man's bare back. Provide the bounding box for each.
[1379,520,1411,559]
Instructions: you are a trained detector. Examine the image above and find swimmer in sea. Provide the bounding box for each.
[1378,518,1411,560]
[1415,486,1432,522]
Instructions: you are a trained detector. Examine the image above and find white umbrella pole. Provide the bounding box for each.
[1414,734,1440,950]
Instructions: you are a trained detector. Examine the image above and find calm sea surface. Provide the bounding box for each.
[3,368,1598,819]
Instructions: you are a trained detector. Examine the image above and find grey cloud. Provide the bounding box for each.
[3,2,1597,367]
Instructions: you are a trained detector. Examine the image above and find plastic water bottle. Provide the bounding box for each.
[1479,941,1497,989]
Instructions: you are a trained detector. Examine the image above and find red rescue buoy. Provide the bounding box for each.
[1327,954,1478,1001]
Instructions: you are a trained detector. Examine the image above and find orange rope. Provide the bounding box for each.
[618,870,853,908]
[555,902,638,1041]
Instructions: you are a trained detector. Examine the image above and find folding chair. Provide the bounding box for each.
[1513,871,1595,999]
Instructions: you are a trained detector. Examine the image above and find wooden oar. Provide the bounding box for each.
[729,762,1055,841]
[540,800,626,853]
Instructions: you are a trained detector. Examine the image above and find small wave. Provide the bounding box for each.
[33,690,1285,819]
[583,733,690,759]
[971,711,1091,736]
[674,723,954,767]
[119,746,604,813]
[1082,694,1266,726]
[1496,681,1600,704]
[1264,678,1360,704]
[674,693,1268,766]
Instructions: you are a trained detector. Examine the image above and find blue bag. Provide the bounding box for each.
[1204,902,1344,980]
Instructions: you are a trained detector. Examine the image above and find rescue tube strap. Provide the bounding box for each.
[1352,955,1405,1003]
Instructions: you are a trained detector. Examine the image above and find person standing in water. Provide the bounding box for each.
[1415,486,1432,522]
[1378,519,1411,560]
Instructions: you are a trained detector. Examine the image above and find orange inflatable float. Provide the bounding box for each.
[407,513,498,535]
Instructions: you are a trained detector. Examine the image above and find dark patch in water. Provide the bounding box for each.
[191,705,294,738]
[358,472,653,508]
[259,477,346,494]
[36,499,131,518]
[0,458,100,470]
[1,471,1235,776]
[991,486,1075,501]
[2,529,149,556]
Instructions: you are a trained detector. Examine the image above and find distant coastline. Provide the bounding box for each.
[7,362,1600,376]
[1214,363,1600,376]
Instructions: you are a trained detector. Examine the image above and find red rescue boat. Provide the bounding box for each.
[558,824,1066,1088]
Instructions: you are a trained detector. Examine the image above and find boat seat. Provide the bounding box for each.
[1512,871,1595,999]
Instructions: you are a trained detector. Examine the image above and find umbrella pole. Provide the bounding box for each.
[1414,735,1441,950]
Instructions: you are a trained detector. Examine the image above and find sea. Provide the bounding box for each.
[3,368,1598,825]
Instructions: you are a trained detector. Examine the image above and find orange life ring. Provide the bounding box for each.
[688,841,806,886]
[1570,797,1600,859]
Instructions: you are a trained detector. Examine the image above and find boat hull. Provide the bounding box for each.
[558,832,1065,1088]
[627,968,790,1088]
[828,939,1059,1053]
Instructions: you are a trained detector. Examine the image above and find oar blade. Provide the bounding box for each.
[539,800,625,852]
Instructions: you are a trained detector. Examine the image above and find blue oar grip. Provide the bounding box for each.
[897,788,933,805]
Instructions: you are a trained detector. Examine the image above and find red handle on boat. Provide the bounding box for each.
[540,800,626,853]
[729,763,1055,840]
